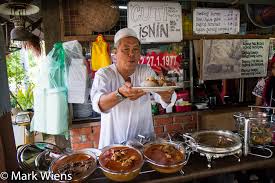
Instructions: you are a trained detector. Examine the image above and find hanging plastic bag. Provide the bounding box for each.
[31,42,69,137]
[91,34,111,71]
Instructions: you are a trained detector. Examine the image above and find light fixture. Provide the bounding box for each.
[119,6,127,10]
[0,0,39,16]
[10,17,32,41]
[10,27,33,41]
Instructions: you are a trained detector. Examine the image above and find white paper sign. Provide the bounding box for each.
[202,39,270,80]
[193,8,240,35]
[127,2,182,43]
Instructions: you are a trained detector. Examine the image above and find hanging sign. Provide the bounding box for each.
[202,39,270,80]
[193,8,240,34]
[127,1,182,43]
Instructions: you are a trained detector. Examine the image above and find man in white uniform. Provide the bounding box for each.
[90,28,176,149]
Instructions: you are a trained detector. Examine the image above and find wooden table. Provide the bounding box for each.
[87,147,275,183]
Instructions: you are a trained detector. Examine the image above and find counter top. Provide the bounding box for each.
[71,103,252,124]
[87,147,275,183]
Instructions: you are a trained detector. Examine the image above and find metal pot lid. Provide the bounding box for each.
[233,111,271,124]
[17,142,62,172]
[190,130,242,154]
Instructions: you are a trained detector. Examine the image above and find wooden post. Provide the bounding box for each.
[41,0,62,54]
[0,113,18,172]
[0,136,7,183]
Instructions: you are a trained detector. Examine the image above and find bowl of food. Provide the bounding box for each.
[98,145,143,182]
[49,151,97,182]
[143,140,187,173]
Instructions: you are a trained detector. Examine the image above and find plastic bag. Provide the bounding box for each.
[31,42,69,137]
[91,34,111,71]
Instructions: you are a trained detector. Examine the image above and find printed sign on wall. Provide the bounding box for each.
[127,1,182,43]
[202,39,270,80]
[193,8,240,35]
[139,52,182,74]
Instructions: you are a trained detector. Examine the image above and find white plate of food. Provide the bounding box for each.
[135,76,180,92]
[132,86,180,92]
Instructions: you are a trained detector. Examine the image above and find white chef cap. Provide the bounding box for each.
[114,28,139,46]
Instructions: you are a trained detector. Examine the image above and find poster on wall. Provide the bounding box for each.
[193,8,240,35]
[202,39,270,80]
[127,1,182,43]
[138,43,184,87]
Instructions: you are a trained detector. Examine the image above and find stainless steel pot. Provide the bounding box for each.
[183,130,242,168]
[17,142,62,173]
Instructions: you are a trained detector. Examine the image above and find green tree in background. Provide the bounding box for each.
[6,50,36,110]
[6,51,26,91]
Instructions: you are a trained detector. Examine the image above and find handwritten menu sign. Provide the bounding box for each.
[193,8,240,35]
[127,2,182,43]
[202,39,270,80]
[241,39,270,78]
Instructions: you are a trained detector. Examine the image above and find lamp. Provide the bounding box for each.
[0,0,39,16]
[10,26,33,41]
[10,16,33,41]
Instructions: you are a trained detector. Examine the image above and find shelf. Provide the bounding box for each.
[62,34,275,42]
[182,34,275,40]
[62,35,114,42]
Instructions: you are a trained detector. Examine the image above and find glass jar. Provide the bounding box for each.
[234,112,273,145]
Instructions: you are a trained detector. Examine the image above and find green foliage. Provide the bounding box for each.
[6,50,37,110]
[6,51,26,90]
[16,84,34,110]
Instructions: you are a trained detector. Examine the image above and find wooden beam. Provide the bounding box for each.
[41,0,61,54]
[183,34,275,40]
[62,35,114,42]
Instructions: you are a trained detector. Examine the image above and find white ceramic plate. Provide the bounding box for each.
[132,86,180,92]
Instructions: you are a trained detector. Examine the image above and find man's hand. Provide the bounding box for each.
[119,82,146,101]
[156,90,174,103]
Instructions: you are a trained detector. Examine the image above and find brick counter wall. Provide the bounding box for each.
[70,112,198,150]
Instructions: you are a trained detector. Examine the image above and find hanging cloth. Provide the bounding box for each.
[91,34,111,71]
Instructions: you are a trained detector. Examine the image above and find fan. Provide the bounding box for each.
[246,4,275,28]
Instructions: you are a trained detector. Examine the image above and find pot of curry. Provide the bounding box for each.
[98,145,144,182]
[49,150,97,182]
[143,140,188,173]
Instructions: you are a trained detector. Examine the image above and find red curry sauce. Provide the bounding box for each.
[144,143,184,166]
[99,146,142,172]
